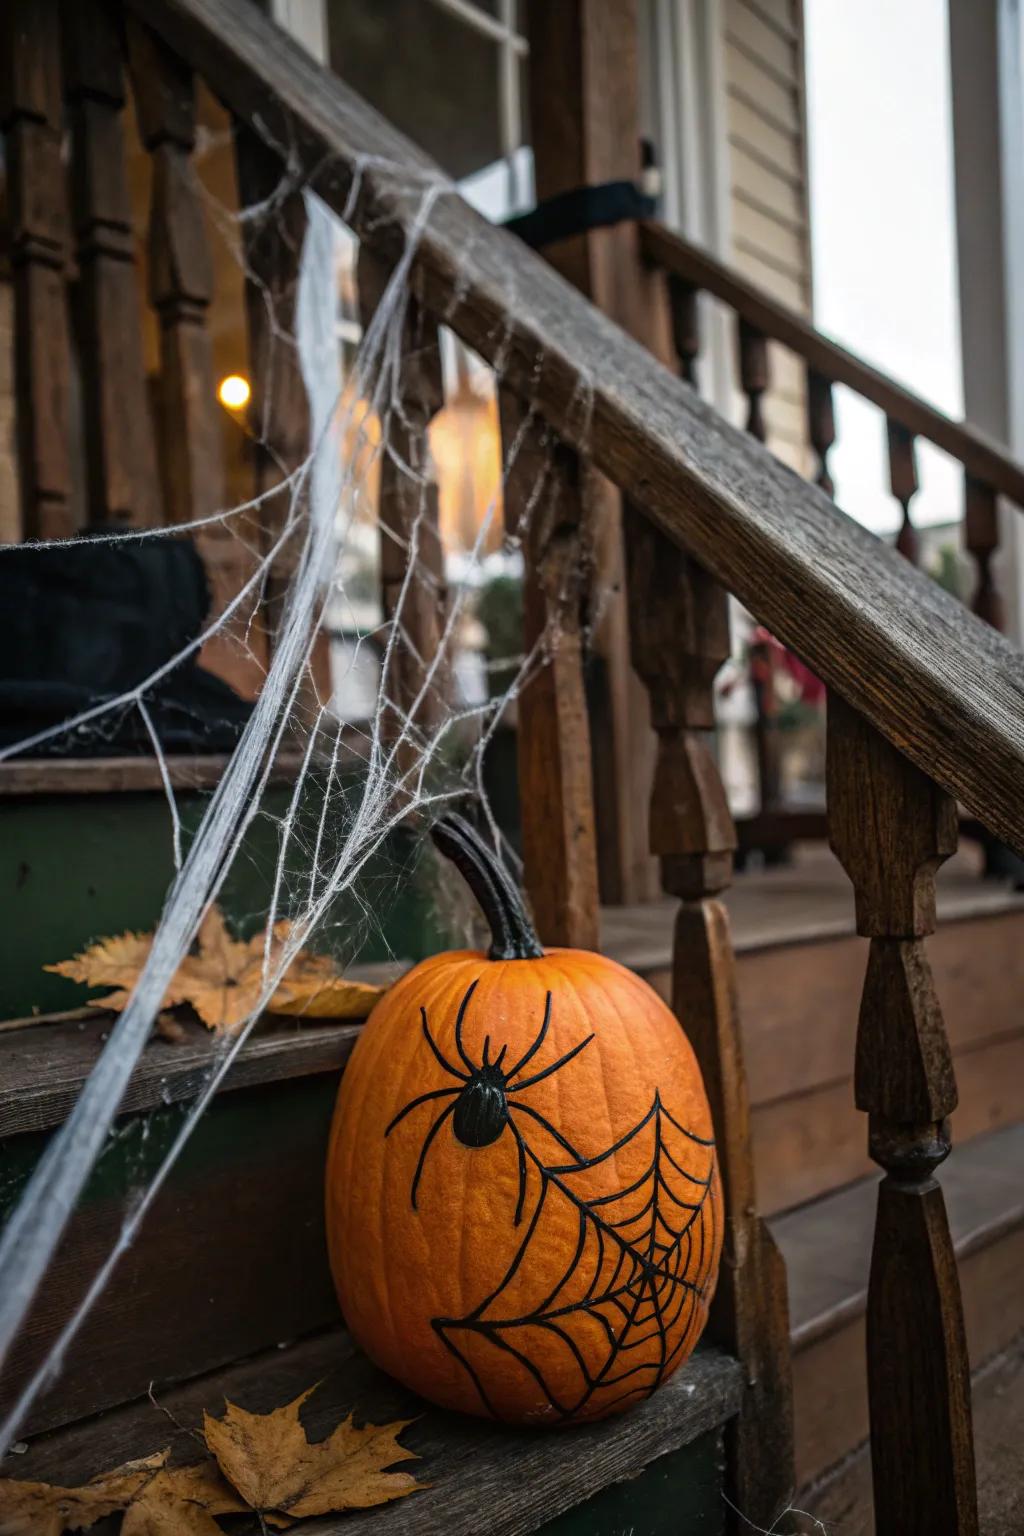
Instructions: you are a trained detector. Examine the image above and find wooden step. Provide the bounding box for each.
[1,1329,743,1536]
[769,1119,1024,1488]
[603,843,1024,1215]
[801,1332,1024,1535]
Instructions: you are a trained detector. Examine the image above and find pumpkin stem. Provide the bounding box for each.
[431,814,544,960]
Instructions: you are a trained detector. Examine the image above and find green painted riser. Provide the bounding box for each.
[0,786,457,1019]
[538,1434,726,1534]
[0,1075,344,1436]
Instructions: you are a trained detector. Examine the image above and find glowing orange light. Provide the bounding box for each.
[217,374,251,411]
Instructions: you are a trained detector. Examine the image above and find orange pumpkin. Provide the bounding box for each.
[326,815,722,1425]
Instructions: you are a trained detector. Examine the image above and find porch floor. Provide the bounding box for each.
[601,840,1024,969]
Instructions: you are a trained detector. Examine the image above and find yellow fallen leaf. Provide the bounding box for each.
[203,1388,424,1519]
[0,1452,165,1536]
[120,1459,246,1536]
[45,908,384,1037]
[269,975,384,1020]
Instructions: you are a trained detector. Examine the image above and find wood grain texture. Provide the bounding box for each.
[827,694,978,1535]
[641,219,1024,507]
[0,749,320,797]
[674,900,795,1530]
[234,123,308,675]
[63,0,163,528]
[4,1325,743,1536]
[525,0,666,907]
[0,1013,360,1138]
[125,0,1024,858]
[866,1185,978,1535]
[127,19,224,530]
[358,245,447,790]
[500,394,599,947]
[1,0,74,540]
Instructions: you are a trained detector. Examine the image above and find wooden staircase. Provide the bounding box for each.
[4,0,1024,1531]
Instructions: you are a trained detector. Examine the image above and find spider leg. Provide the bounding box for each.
[410,1100,458,1209]
[509,1031,595,1093]
[507,1116,530,1226]
[505,989,552,1081]
[510,1100,587,1164]
[482,1034,491,1067]
[385,1084,461,1136]
[494,1042,508,1069]
[421,1007,468,1082]
[454,978,481,1075]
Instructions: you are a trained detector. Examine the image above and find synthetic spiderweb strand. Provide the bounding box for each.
[0,156,564,1451]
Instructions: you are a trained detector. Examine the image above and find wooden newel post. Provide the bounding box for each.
[500,395,600,949]
[626,513,795,1530]
[827,693,978,1536]
[357,250,447,801]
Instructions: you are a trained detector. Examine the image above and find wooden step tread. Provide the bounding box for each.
[774,1119,1024,1486]
[772,1119,1024,1348]
[2,1330,743,1536]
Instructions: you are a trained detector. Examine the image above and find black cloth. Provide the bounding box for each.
[0,534,253,755]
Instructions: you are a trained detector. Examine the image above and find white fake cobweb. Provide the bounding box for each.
[0,116,602,1452]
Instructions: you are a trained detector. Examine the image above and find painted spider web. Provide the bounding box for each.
[434,1093,718,1422]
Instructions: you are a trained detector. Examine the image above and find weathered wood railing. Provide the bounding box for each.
[641,220,1024,843]
[7,0,1024,1530]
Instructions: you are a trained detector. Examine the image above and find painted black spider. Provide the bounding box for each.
[385,977,595,1224]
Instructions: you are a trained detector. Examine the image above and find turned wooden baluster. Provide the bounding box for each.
[1,0,74,540]
[738,319,769,443]
[887,419,920,563]
[63,0,162,528]
[235,127,310,664]
[626,513,795,1530]
[667,276,700,387]
[964,474,1004,629]
[127,21,223,528]
[738,321,780,818]
[828,694,977,1536]
[500,394,600,947]
[357,251,447,792]
[807,368,835,497]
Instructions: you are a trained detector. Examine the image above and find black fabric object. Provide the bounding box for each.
[503,179,657,252]
[0,534,253,755]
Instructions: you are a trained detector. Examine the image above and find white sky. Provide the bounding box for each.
[803,0,964,535]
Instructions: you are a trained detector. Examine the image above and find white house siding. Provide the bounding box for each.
[724,0,813,473]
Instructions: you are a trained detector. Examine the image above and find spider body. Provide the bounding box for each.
[385,980,591,1222]
[452,1055,509,1148]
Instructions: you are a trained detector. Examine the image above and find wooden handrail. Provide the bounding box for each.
[129,0,1024,864]
[640,219,1024,509]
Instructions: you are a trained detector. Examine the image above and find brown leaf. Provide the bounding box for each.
[0,1452,165,1536]
[120,1459,246,1536]
[203,1388,424,1519]
[45,909,383,1037]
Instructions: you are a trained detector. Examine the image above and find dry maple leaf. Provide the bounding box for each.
[0,1452,165,1536]
[119,1459,247,1536]
[203,1388,424,1519]
[45,908,383,1037]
